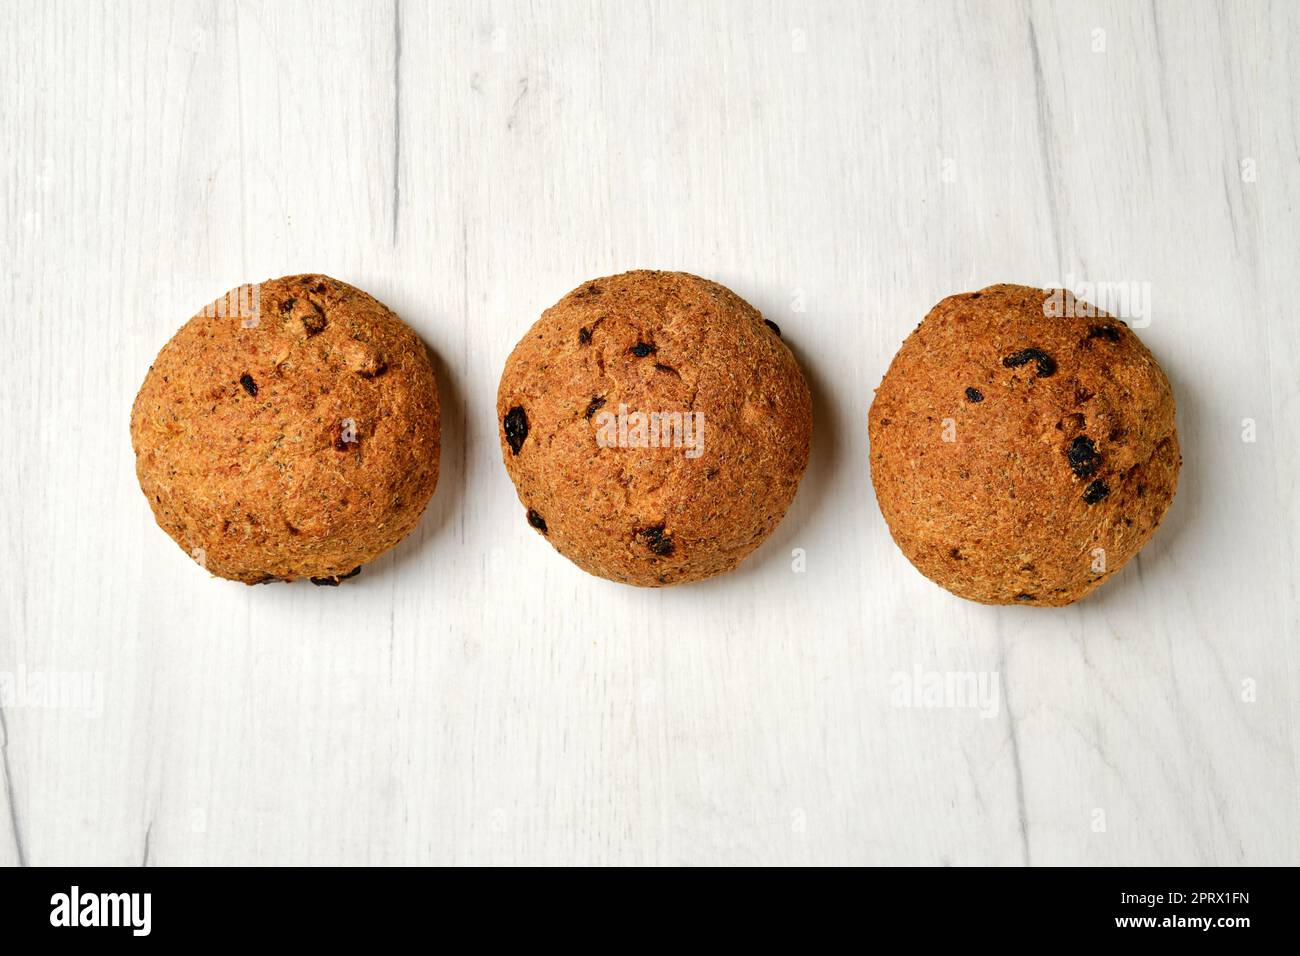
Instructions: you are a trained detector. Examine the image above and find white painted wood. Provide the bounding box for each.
[1,0,1296,866]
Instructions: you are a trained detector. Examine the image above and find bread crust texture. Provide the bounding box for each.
[868,284,1179,606]
[497,270,812,587]
[131,274,440,584]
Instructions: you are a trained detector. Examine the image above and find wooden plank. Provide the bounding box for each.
[0,0,1295,865]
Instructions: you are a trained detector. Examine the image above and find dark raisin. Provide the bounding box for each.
[630,341,656,358]
[309,566,361,587]
[584,396,606,420]
[637,524,675,557]
[1082,479,1110,504]
[653,363,680,377]
[333,437,352,452]
[301,303,327,336]
[647,537,674,557]
[240,373,258,397]
[1002,348,1056,377]
[280,297,296,315]
[577,326,592,345]
[1066,436,1101,478]
[503,406,529,454]
[1088,325,1122,342]
[1014,593,1036,602]
[764,319,782,338]
[527,509,548,533]
[965,387,984,403]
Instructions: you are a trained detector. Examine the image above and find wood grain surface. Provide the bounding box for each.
[1,0,1296,865]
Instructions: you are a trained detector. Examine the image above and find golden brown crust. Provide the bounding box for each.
[131,275,440,583]
[497,270,812,586]
[868,284,1179,606]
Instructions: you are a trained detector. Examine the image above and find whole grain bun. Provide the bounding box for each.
[868,284,1179,606]
[131,274,440,584]
[497,270,812,586]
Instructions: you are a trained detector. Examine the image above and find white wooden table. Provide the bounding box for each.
[2,0,1296,866]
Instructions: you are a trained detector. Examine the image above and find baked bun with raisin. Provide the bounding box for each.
[497,270,812,587]
[869,284,1179,606]
[131,274,440,584]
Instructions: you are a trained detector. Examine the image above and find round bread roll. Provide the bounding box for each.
[868,284,1179,606]
[497,270,812,586]
[131,274,440,584]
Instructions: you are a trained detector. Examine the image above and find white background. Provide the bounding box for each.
[2,0,1297,866]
